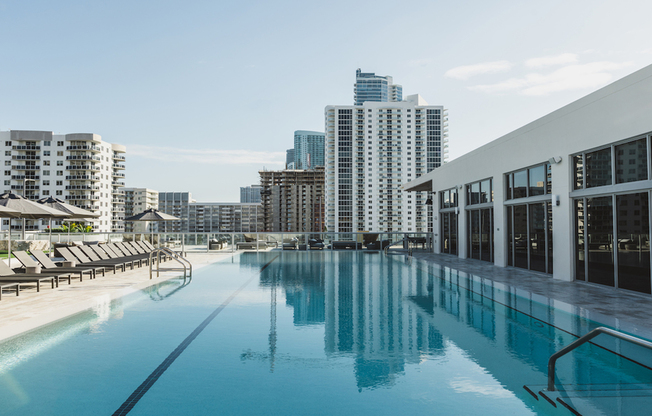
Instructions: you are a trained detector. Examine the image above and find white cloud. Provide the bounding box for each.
[408,58,433,68]
[129,145,286,165]
[525,53,578,68]
[444,61,512,80]
[468,61,634,96]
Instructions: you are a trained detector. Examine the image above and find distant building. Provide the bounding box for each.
[157,191,262,233]
[325,95,448,234]
[240,185,262,203]
[0,130,126,233]
[354,68,402,105]
[259,167,325,232]
[123,188,158,233]
[187,203,263,233]
[157,192,194,233]
[286,149,295,168]
[294,130,325,169]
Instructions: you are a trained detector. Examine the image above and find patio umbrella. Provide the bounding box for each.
[0,193,71,266]
[37,197,101,256]
[124,208,179,248]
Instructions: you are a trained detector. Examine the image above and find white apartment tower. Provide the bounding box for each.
[0,130,126,233]
[123,187,159,233]
[325,95,448,233]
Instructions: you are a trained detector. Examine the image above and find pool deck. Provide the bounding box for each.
[0,252,234,342]
[1,249,652,343]
[411,250,652,340]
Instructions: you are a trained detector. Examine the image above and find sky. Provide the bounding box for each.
[1,0,651,202]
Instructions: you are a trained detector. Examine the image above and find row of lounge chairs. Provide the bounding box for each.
[0,241,168,300]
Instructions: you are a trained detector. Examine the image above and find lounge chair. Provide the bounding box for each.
[101,244,143,267]
[59,247,128,273]
[13,250,98,282]
[30,250,104,279]
[87,246,132,273]
[0,261,59,291]
[282,238,298,250]
[0,282,20,300]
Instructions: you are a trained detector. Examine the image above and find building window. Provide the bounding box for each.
[57,141,64,146]
[57,151,63,156]
[43,180,50,186]
[42,190,49,196]
[573,135,649,190]
[44,141,51,146]
[4,141,10,146]
[43,170,50,176]
[44,151,50,156]
[57,161,63,166]
[56,190,62,195]
[56,171,63,176]
[506,163,551,200]
[56,180,62,186]
[43,161,50,166]
[466,179,493,205]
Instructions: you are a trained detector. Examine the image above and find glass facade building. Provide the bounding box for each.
[293,130,325,169]
[354,69,402,106]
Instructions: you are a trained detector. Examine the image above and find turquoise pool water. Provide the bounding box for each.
[0,251,650,415]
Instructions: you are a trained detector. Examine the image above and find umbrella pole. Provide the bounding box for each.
[7,221,11,268]
[22,218,26,241]
[49,218,52,258]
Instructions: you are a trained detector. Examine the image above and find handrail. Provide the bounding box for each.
[383,238,413,257]
[149,247,193,279]
[548,326,652,391]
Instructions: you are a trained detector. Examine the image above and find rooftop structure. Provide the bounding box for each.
[404,63,652,296]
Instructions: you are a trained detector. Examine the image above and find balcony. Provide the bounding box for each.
[112,198,125,204]
[66,165,100,171]
[111,180,125,186]
[66,145,101,152]
[12,175,39,180]
[66,175,100,181]
[112,163,126,170]
[113,155,126,161]
[12,155,40,160]
[10,185,39,190]
[66,155,101,161]
[75,205,99,210]
[65,194,99,201]
[12,165,39,170]
[112,172,125,178]
[12,145,40,150]
[65,185,100,191]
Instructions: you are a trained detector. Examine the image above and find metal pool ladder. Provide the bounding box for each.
[548,326,652,391]
[149,247,192,279]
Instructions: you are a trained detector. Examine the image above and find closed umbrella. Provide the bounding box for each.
[37,197,101,257]
[124,208,179,249]
[0,193,71,266]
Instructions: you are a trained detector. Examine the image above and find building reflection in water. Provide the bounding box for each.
[255,252,444,390]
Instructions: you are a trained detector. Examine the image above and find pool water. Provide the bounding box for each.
[0,251,650,415]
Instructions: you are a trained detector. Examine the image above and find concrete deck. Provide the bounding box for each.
[411,250,652,340]
[0,252,233,342]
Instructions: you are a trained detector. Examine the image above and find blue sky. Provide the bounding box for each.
[1,0,651,201]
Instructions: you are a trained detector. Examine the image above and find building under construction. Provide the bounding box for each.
[259,167,325,232]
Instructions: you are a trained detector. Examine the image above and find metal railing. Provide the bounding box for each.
[149,247,192,279]
[548,326,652,391]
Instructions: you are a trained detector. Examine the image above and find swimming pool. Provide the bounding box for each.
[0,251,650,415]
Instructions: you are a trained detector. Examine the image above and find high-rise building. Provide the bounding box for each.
[240,185,262,203]
[354,68,402,105]
[259,167,325,232]
[293,130,325,169]
[325,95,448,233]
[286,149,295,169]
[0,130,126,233]
[123,188,159,233]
